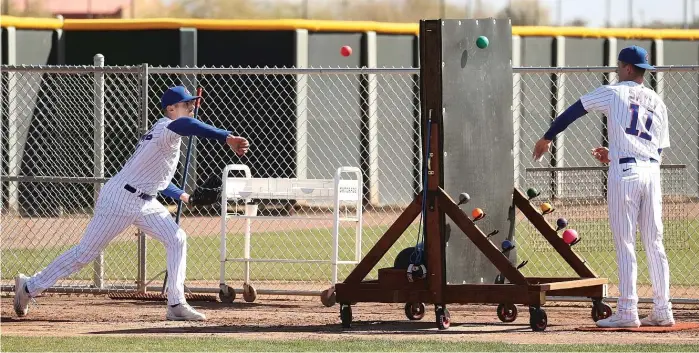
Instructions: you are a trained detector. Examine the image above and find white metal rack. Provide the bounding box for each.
[218,164,363,304]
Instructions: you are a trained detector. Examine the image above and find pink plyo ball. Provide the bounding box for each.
[562,229,578,244]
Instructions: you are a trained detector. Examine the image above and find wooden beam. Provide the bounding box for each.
[512,188,598,278]
[439,189,528,285]
[547,285,606,298]
[335,283,433,303]
[540,278,608,291]
[420,19,446,304]
[526,277,584,283]
[444,284,545,305]
[342,194,422,284]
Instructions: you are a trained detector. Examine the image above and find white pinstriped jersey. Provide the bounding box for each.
[109,117,182,195]
[580,81,670,162]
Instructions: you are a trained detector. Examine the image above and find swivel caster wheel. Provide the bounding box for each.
[340,303,352,328]
[404,302,425,321]
[435,305,451,330]
[320,288,336,307]
[218,285,236,303]
[529,306,547,332]
[496,303,518,323]
[242,283,257,303]
[591,301,612,322]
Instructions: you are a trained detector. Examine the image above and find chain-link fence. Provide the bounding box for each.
[2,61,698,303]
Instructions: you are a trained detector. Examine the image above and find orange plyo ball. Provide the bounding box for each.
[472,208,483,219]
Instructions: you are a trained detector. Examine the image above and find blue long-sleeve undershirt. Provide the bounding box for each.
[543,100,588,141]
[161,182,184,199]
[167,117,231,143]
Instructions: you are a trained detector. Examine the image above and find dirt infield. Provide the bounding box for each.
[3,294,699,345]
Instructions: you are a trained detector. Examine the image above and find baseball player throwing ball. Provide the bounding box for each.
[533,46,674,328]
[13,85,249,321]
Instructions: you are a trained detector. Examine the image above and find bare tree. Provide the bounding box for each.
[567,18,588,27]
[497,0,551,26]
[6,0,52,17]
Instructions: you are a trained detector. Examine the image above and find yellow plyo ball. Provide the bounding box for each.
[540,202,552,213]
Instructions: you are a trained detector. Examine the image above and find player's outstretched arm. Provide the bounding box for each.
[161,182,189,203]
[167,117,250,156]
[532,100,589,161]
[167,117,231,142]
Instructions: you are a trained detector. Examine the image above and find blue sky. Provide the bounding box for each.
[467,0,695,27]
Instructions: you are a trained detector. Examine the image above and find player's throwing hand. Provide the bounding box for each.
[591,147,610,164]
[532,138,552,162]
[226,135,250,156]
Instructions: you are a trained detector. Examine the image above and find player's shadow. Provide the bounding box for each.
[89,321,535,335]
[88,301,304,310]
[1,316,73,323]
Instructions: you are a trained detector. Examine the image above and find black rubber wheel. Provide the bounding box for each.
[320,288,336,307]
[242,283,257,303]
[435,306,451,330]
[497,303,518,323]
[591,302,612,322]
[404,302,426,321]
[218,285,236,303]
[340,304,352,328]
[529,306,547,332]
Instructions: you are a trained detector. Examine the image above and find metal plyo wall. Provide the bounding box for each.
[440,19,515,285]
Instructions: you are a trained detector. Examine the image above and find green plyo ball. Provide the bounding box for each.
[526,188,539,199]
[476,36,489,49]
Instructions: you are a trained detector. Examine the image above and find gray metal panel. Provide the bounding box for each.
[14,29,56,65]
[306,33,363,179]
[10,29,66,215]
[441,19,514,284]
[662,41,699,197]
[560,38,607,198]
[518,37,553,198]
[376,34,418,206]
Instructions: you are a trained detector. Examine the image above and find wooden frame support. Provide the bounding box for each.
[512,189,598,278]
[335,186,608,306]
[332,19,608,331]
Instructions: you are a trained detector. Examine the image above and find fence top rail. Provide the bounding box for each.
[0,65,143,74]
[147,67,421,75]
[513,65,699,73]
[3,65,699,75]
[526,164,687,172]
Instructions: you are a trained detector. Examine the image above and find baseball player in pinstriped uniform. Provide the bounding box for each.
[14,86,249,321]
[533,46,674,328]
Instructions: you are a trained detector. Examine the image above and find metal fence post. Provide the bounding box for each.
[93,54,105,289]
[5,26,19,213]
[364,31,379,206]
[137,63,149,293]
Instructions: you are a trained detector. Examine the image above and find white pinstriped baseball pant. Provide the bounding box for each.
[607,158,672,320]
[25,182,188,306]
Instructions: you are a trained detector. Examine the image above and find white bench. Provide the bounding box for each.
[218,164,363,304]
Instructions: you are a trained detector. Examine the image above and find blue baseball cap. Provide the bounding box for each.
[618,46,654,70]
[160,86,201,109]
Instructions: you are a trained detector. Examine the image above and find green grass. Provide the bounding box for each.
[515,219,699,285]
[2,224,421,283]
[2,336,698,352]
[3,219,698,286]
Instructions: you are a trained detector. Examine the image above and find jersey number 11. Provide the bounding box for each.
[625,103,653,141]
